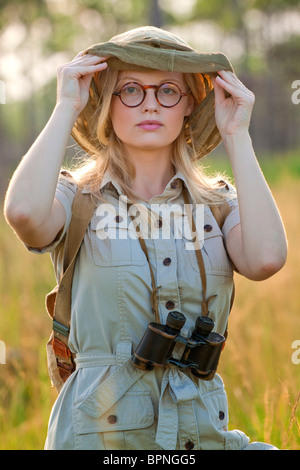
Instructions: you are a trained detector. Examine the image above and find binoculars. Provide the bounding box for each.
[132,311,225,380]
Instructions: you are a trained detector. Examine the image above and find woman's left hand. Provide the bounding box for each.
[212,71,255,139]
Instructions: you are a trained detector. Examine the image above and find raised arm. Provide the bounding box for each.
[213,71,287,280]
[4,53,107,248]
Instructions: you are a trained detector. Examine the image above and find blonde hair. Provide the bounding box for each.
[67,67,230,205]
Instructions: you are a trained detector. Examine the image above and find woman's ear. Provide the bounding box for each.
[184,93,195,117]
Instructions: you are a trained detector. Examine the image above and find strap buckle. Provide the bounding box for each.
[53,319,70,337]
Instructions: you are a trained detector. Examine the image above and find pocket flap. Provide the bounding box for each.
[73,391,154,433]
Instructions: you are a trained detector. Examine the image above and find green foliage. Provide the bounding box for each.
[193,0,248,30]
[253,0,300,10]
[268,36,300,83]
[202,147,300,186]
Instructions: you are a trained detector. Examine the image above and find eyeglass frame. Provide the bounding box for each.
[112,81,190,108]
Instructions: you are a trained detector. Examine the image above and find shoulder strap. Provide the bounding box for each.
[209,202,231,230]
[46,189,96,338]
[45,187,96,392]
[56,190,96,327]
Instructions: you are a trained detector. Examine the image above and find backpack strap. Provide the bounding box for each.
[209,202,231,231]
[45,187,96,390]
[53,189,96,330]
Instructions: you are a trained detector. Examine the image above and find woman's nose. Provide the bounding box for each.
[141,89,160,112]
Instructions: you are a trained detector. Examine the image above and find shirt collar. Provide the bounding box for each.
[155,171,196,204]
[81,169,195,202]
[81,169,123,196]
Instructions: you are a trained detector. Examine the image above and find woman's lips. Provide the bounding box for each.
[137,120,163,131]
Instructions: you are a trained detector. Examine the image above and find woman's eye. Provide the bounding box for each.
[160,85,177,95]
[123,85,141,95]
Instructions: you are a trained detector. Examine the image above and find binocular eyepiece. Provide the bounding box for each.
[132,311,225,380]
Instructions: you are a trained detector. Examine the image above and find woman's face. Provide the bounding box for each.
[110,70,194,158]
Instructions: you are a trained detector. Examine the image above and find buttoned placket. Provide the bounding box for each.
[142,179,184,324]
[136,181,202,449]
[155,367,200,450]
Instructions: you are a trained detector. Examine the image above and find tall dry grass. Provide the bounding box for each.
[219,177,300,449]
[0,174,299,449]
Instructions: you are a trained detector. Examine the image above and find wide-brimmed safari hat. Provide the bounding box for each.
[71,26,233,159]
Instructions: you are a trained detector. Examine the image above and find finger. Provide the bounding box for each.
[218,70,242,85]
[216,74,255,111]
[75,62,108,77]
[82,53,108,60]
[71,54,108,66]
[217,71,253,97]
[215,74,248,100]
[58,62,108,83]
[73,50,85,60]
[215,74,235,93]
[212,76,227,103]
[81,52,108,61]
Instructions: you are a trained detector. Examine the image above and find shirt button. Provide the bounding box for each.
[218,180,229,190]
[204,224,213,232]
[219,411,225,420]
[170,181,178,189]
[185,440,194,450]
[163,257,172,266]
[165,300,175,310]
[115,215,123,223]
[157,219,163,228]
[107,415,117,424]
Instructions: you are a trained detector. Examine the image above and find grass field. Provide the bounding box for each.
[0,152,299,450]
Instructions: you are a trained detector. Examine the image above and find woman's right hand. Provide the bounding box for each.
[56,52,108,115]
[4,52,108,247]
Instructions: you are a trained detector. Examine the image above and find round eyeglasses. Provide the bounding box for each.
[113,82,189,108]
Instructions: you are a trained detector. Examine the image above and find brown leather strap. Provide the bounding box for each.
[53,189,96,343]
[182,187,209,316]
[128,187,211,321]
[210,204,231,230]
[127,206,161,323]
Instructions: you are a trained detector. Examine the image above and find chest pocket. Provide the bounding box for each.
[90,214,147,267]
[183,213,233,277]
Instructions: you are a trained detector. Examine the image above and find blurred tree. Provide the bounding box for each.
[268,35,300,80]
[253,0,300,10]
[149,0,163,27]
[189,0,300,70]
[0,0,166,194]
[158,0,300,154]
[0,0,300,193]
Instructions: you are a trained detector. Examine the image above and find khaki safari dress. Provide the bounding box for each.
[28,170,276,450]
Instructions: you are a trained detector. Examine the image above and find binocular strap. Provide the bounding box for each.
[182,187,209,316]
[127,186,210,323]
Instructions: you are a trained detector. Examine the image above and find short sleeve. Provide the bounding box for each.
[218,180,240,240]
[26,175,77,255]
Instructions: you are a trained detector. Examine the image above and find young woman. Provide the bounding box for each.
[4,26,287,450]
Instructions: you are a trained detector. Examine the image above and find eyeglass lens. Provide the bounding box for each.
[119,82,183,107]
